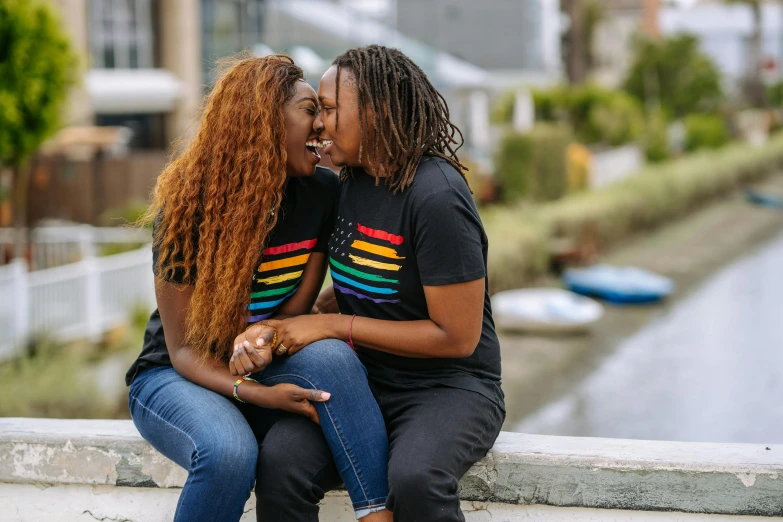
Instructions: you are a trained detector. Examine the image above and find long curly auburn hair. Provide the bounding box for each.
[143,54,304,362]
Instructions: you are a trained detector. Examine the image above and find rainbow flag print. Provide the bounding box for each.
[246,238,317,322]
[329,219,403,304]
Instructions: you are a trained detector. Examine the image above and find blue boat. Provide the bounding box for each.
[563,265,674,304]
[743,188,783,210]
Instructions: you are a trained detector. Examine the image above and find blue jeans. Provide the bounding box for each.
[128,339,389,521]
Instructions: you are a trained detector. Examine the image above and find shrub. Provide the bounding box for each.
[684,114,729,151]
[0,0,77,254]
[623,33,722,118]
[531,85,644,146]
[484,132,783,291]
[643,109,671,163]
[490,89,516,125]
[99,200,151,227]
[566,143,591,192]
[542,133,783,248]
[495,124,573,203]
[481,205,550,292]
[768,81,783,107]
[531,86,570,123]
[585,93,645,147]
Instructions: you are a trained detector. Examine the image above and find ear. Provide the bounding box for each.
[362,103,376,126]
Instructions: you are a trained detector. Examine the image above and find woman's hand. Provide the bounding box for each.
[263,314,342,356]
[260,383,330,425]
[229,324,276,376]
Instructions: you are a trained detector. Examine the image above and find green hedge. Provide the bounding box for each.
[684,114,729,152]
[493,85,646,148]
[495,124,573,203]
[532,85,645,147]
[483,133,783,292]
[481,205,550,292]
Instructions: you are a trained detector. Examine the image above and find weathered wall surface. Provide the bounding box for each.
[1,418,782,521]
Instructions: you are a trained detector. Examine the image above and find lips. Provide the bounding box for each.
[305,140,321,160]
[318,139,334,155]
[305,139,333,160]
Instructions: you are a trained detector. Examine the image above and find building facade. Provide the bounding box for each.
[50,0,267,151]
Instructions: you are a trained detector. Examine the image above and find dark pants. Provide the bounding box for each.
[255,380,505,522]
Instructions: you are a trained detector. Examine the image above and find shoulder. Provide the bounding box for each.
[310,166,340,192]
[409,156,472,206]
[293,166,340,203]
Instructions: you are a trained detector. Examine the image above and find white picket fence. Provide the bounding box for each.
[0,226,152,270]
[0,246,156,361]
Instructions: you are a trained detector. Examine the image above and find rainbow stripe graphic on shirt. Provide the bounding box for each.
[246,238,316,322]
[329,220,404,304]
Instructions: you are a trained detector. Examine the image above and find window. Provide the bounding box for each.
[95,113,167,150]
[89,0,156,69]
[201,0,266,87]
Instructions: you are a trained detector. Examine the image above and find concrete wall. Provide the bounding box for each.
[1,418,782,521]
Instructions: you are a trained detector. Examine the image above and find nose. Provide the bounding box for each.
[313,111,324,132]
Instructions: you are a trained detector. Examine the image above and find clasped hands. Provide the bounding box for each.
[229,315,333,376]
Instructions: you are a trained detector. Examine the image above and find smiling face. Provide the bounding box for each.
[315,65,372,172]
[283,80,323,177]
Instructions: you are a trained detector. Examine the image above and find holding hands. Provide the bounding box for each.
[229,322,332,424]
[229,324,276,376]
[230,315,338,376]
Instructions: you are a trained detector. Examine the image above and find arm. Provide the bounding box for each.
[266,277,485,359]
[156,279,328,423]
[274,252,329,318]
[312,283,339,314]
[230,252,330,374]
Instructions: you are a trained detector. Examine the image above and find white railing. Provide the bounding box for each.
[0,247,155,361]
[0,226,152,270]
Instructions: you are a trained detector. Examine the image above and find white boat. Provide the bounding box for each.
[492,288,604,335]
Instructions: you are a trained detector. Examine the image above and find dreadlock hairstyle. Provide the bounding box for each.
[141,54,304,362]
[332,44,468,193]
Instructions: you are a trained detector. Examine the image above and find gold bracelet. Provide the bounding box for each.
[245,323,277,347]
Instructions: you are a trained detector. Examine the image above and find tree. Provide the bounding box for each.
[623,34,723,118]
[726,0,766,107]
[562,0,605,85]
[0,0,77,257]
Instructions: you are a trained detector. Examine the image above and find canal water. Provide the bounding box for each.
[512,232,783,444]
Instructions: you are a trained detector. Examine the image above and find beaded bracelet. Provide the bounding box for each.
[233,376,259,403]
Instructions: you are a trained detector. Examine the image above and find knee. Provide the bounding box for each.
[297,339,365,377]
[196,427,258,487]
[257,436,298,484]
[388,460,456,505]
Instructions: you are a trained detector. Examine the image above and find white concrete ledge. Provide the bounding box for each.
[1,418,783,520]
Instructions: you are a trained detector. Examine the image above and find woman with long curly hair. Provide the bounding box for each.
[125,55,391,522]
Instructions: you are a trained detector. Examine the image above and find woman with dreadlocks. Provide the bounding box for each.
[125,55,391,522]
[239,45,505,521]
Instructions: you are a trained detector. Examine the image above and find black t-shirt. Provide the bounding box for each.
[125,167,339,386]
[329,157,504,409]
